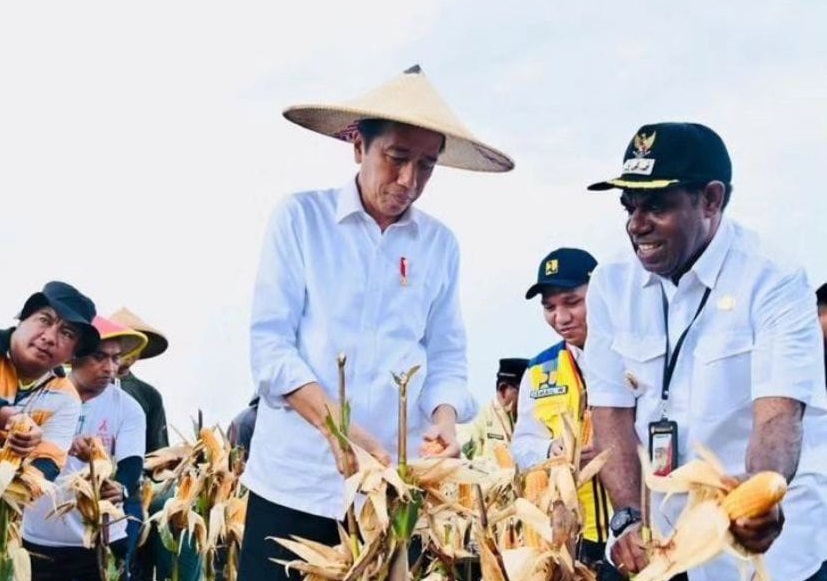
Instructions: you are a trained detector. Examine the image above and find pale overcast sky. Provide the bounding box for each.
[1,1,825,436]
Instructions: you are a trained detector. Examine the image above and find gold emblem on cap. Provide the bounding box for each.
[545,259,559,276]
[717,295,736,311]
[633,131,656,158]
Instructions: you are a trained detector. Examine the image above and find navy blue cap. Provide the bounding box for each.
[817,283,827,306]
[587,122,731,191]
[19,281,100,356]
[525,248,597,299]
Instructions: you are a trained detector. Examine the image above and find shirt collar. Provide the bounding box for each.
[335,176,420,235]
[566,343,583,361]
[640,215,734,290]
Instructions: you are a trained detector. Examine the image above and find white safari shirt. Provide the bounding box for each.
[23,382,146,547]
[585,217,827,581]
[243,179,476,519]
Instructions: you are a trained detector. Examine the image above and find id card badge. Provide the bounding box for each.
[648,420,678,476]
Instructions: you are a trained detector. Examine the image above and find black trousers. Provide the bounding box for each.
[237,492,341,581]
[24,539,128,581]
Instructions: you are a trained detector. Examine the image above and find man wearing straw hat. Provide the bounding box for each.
[110,307,170,455]
[109,307,178,581]
[240,65,514,579]
[1,281,99,481]
[22,315,147,579]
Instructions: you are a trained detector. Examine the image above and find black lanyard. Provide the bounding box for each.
[659,285,712,417]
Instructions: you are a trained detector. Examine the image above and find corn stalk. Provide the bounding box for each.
[146,416,247,581]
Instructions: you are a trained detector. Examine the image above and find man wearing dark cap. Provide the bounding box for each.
[585,123,827,580]
[0,281,98,481]
[462,357,528,462]
[512,247,617,580]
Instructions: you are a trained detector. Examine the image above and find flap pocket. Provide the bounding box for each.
[611,334,666,363]
[694,333,754,364]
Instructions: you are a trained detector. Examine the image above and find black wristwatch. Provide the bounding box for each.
[609,507,642,537]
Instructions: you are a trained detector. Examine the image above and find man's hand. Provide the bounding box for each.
[5,413,43,456]
[419,424,459,458]
[99,479,125,504]
[284,382,391,475]
[421,404,460,458]
[579,444,598,468]
[69,436,95,462]
[730,505,784,553]
[610,523,649,577]
[327,422,391,475]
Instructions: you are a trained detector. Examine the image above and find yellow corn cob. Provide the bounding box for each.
[721,471,787,520]
[522,470,550,549]
[524,469,549,504]
[580,409,593,448]
[0,414,37,496]
[493,442,515,469]
[421,439,445,457]
[458,483,474,509]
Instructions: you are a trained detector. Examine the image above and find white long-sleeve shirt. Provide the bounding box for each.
[242,178,476,519]
[585,216,827,581]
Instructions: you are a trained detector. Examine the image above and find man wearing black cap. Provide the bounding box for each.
[585,123,827,580]
[462,357,528,461]
[512,247,617,580]
[0,281,98,481]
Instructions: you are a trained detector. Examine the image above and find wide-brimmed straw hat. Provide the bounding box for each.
[109,307,169,360]
[92,316,148,361]
[282,65,515,173]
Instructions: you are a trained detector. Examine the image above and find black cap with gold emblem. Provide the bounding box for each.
[525,247,597,299]
[587,122,731,191]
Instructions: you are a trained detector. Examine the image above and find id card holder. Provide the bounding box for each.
[648,419,678,476]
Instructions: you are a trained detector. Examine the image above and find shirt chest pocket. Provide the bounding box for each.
[611,334,665,396]
[691,332,754,418]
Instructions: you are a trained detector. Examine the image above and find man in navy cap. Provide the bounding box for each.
[585,123,827,580]
[0,281,98,481]
[512,247,617,580]
[462,357,528,462]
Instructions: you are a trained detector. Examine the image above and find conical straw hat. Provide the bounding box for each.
[92,316,148,361]
[283,65,514,173]
[109,307,168,360]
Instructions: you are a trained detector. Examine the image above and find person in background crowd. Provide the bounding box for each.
[228,396,260,458]
[585,122,827,580]
[110,307,170,454]
[511,247,618,580]
[1,281,98,482]
[240,64,514,580]
[22,315,146,580]
[462,357,528,462]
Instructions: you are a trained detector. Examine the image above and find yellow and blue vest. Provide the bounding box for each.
[528,341,611,543]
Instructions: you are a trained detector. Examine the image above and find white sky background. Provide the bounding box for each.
[1,2,825,438]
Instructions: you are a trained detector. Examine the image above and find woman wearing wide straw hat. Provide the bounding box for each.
[240,65,514,580]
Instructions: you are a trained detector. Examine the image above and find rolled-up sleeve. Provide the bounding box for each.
[251,198,318,406]
[418,234,476,423]
[584,267,636,409]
